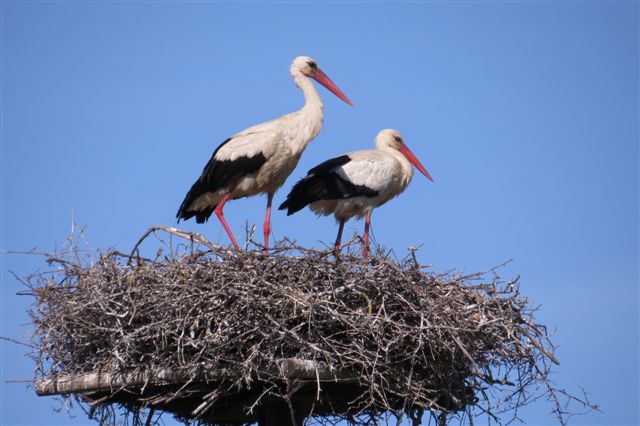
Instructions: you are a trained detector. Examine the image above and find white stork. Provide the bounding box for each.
[176,56,352,253]
[279,129,433,257]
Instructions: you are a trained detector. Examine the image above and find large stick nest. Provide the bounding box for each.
[26,227,582,425]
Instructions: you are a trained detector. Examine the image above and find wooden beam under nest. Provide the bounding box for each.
[35,358,353,396]
[36,359,368,425]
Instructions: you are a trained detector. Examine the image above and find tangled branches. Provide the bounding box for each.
[27,227,595,425]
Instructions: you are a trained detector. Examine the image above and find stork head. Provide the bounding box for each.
[290,56,352,106]
[376,129,433,182]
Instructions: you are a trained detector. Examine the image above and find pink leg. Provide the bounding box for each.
[214,194,239,249]
[263,192,274,255]
[362,211,372,258]
[334,219,346,256]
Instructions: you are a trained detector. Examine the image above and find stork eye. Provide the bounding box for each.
[307,61,318,69]
[393,136,402,143]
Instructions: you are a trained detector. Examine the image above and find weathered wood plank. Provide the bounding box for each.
[35,359,355,396]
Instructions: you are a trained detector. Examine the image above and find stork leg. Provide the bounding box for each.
[362,211,372,258]
[214,193,239,249]
[263,191,274,255]
[334,219,346,256]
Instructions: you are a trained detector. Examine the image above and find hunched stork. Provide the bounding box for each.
[176,56,352,253]
[279,129,433,257]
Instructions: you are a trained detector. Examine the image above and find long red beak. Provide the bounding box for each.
[398,144,433,182]
[312,69,353,106]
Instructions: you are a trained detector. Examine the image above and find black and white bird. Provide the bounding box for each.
[279,129,433,257]
[176,56,352,253]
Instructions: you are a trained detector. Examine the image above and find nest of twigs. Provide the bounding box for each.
[26,227,591,425]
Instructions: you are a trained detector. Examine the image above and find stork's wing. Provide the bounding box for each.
[335,150,404,195]
[199,136,267,191]
[176,132,274,222]
[278,151,381,215]
[307,155,352,175]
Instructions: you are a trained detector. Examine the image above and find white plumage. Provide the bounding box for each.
[177,56,352,253]
[280,129,433,256]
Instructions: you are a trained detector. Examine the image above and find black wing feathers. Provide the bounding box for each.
[176,138,267,223]
[308,155,352,175]
[279,154,378,215]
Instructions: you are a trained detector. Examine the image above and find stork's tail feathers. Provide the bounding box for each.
[278,176,321,215]
[176,205,216,224]
[176,185,217,224]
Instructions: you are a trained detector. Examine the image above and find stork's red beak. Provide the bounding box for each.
[313,69,353,106]
[398,144,433,182]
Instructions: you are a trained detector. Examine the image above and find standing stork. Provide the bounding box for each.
[176,56,352,253]
[279,129,433,257]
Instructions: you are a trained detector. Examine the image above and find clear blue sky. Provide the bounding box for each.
[1,1,638,425]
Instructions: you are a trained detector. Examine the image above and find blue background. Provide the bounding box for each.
[1,1,638,425]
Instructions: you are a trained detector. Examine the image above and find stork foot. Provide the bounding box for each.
[263,225,270,256]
